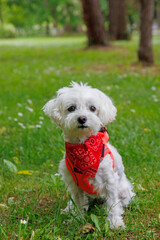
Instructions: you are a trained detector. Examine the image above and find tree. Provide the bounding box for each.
[138,0,154,64]
[108,0,129,40]
[80,0,107,46]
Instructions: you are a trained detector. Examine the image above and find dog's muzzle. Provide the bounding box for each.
[77,116,88,129]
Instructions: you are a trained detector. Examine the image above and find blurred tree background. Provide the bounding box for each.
[0,0,159,63]
[0,0,83,37]
[0,0,159,38]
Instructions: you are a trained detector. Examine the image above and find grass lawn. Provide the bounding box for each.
[0,35,160,239]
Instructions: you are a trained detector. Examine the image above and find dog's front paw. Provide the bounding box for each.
[60,206,70,215]
[60,200,74,215]
[107,217,125,229]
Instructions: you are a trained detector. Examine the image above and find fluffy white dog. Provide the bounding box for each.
[43,82,135,229]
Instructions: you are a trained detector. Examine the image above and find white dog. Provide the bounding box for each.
[43,82,135,229]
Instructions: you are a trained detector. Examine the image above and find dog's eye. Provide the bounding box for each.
[68,106,76,112]
[90,106,96,112]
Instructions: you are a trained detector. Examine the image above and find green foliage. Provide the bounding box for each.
[0,35,160,239]
[46,0,82,28]
[100,0,108,21]
[90,214,101,231]
[0,25,15,38]
[127,0,139,31]
[4,0,50,29]
[1,0,82,34]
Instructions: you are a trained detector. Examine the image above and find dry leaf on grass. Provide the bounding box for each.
[75,223,95,239]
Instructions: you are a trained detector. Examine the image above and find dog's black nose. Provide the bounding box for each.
[78,116,87,124]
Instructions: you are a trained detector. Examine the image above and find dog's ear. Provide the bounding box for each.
[43,98,61,125]
[43,87,69,126]
[96,89,117,125]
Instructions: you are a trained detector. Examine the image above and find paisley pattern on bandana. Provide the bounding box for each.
[65,134,103,177]
[65,129,114,194]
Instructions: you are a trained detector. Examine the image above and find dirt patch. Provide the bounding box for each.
[84,44,120,51]
[85,62,160,75]
[76,43,126,53]
[126,62,160,75]
[86,64,108,72]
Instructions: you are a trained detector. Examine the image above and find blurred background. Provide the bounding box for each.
[0,0,159,38]
[0,0,159,64]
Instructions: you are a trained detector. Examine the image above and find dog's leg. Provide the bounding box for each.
[105,175,125,229]
[59,158,89,214]
[62,183,89,214]
[70,184,89,213]
[118,173,135,207]
[106,193,125,229]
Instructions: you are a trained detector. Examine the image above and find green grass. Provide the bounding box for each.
[0,35,160,239]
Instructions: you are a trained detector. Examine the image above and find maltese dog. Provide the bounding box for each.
[43,82,135,229]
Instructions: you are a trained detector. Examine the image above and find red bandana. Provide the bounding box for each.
[65,128,114,194]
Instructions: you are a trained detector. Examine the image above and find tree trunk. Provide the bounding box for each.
[138,0,154,64]
[80,0,108,46]
[108,0,129,40]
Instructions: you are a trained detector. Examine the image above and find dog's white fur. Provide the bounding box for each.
[43,82,135,229]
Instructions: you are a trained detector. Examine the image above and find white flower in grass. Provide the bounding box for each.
[27,99,32,105]
[26,106,34,112]
[18,112,23,117]
[130,109,136,113]
[39,116,44,120]
[17,103,22,107]
[152,95,158,102]
[14,118,18,122]
[18,122,26,129]
[55,173,60,177]
[86,73,90,77]
[151,86,156,91]
[106,86,111,90]
[8,117,12,120]
[20,219,27,224]
[35,125,41,128]
[39,121,43,125]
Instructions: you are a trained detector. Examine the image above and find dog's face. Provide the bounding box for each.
[43,82,117,143]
